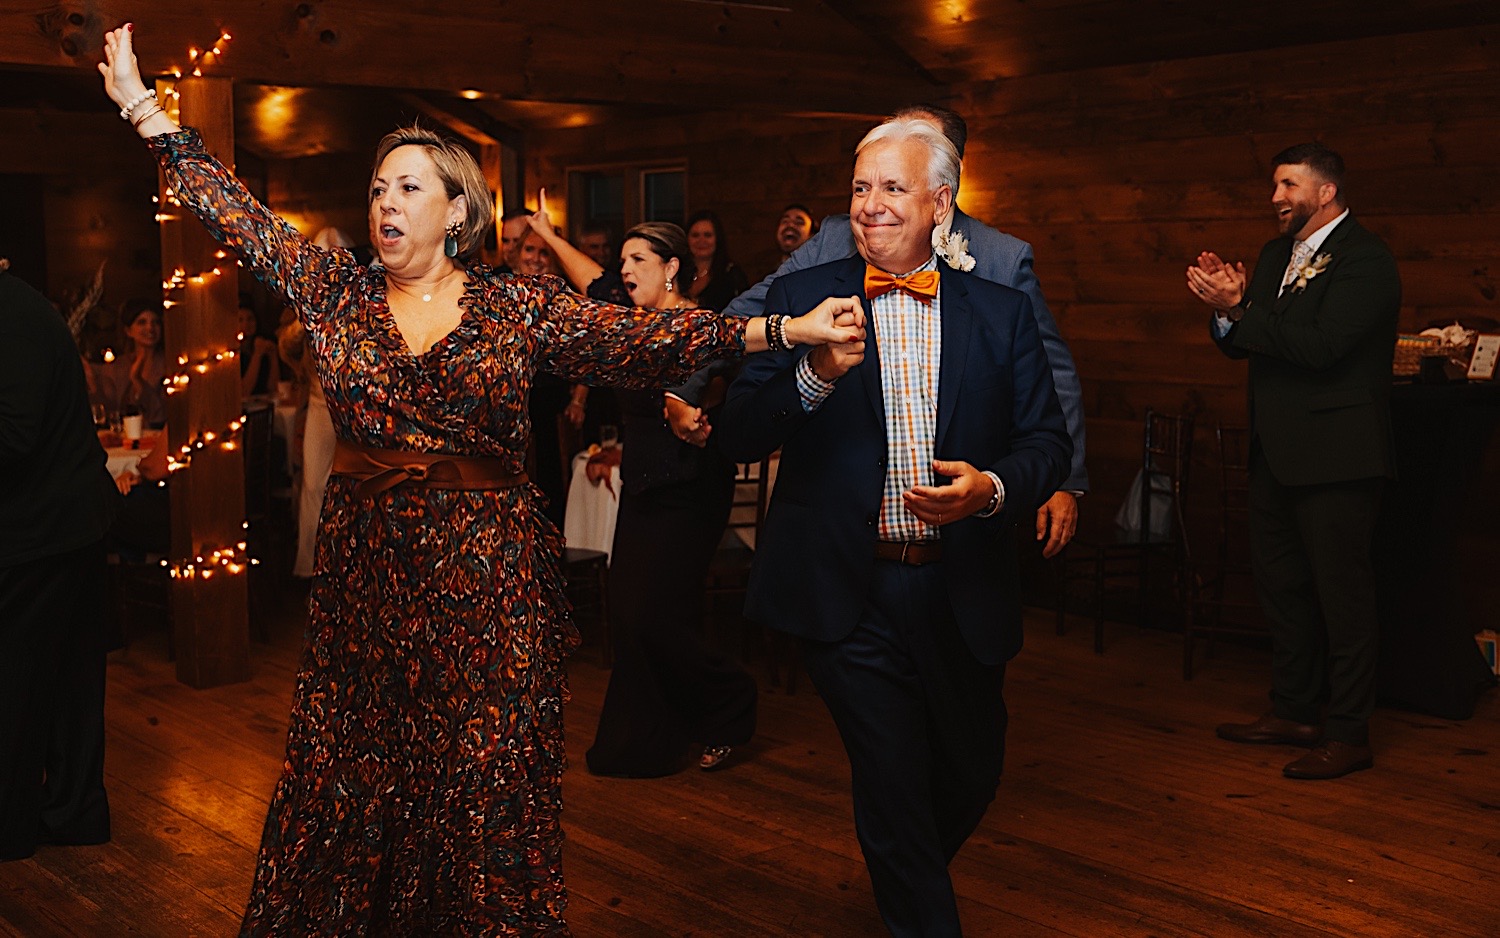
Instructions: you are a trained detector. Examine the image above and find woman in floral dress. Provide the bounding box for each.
[100,25,861,936]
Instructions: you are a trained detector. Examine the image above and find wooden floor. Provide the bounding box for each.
[2,598,1498,937]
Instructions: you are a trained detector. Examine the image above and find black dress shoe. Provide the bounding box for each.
[1215,712,1322,746]
[1283,741,1373,780]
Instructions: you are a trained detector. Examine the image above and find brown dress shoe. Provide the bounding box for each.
[1283,741,1373,780]
[1215,712,1322,746]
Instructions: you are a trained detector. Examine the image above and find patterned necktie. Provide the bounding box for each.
[1281,241,1313,295]
[864,266,940,304]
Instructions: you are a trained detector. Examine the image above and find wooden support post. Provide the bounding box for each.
[157,75,251,689]
[479,142,503,267]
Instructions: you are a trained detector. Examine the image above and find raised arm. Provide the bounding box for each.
[99,25,350,322]
[529,276,862,389]
[525,189,604,294]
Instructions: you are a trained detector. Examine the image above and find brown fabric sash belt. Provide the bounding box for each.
[332,439,528,500]
[874,540,944,566]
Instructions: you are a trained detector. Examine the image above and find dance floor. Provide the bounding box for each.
[2,592,1497,936]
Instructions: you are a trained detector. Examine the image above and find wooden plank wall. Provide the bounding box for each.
[0,108,164,320]
[525,113,877,284]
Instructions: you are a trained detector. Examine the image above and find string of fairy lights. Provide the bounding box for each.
[147,30,261,580]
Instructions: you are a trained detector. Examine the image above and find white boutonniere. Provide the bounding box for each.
[932,219,976,272]
[1290,252,1333,293]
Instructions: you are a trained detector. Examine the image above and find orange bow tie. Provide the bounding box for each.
[864,266,939,304]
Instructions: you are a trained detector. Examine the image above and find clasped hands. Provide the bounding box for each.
[667,296,866,447]
[1185,251,1246,311]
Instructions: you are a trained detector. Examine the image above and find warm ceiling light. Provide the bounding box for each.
[459,89,483,100]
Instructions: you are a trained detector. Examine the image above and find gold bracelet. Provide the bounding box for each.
[131,104,164,129]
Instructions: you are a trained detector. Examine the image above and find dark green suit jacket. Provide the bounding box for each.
[1212,215,1401,486]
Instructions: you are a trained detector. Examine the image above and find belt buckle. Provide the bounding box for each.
[900,541,913,565]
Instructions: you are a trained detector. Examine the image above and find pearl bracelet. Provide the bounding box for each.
[118,89,157,120]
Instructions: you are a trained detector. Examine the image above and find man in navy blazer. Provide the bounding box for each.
[718,117,1071,936]
[718,104,1087,559]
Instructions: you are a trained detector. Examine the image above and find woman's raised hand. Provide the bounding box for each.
[98,24,151,110]
[526,188,554,237]
[784,295,865,348]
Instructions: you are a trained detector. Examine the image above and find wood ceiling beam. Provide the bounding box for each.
[2,1,936,114]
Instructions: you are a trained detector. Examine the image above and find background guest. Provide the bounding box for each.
[496,208,533,273]
[0,259,117,861]
[574,222,615,268]
[96,298,168,428]
[774,202,817,264]
[517,225,559,276]
[685,209,749,311]
[238,296,282,397]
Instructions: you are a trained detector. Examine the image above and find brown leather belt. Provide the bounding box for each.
[874,540,944,566]
[332,439,528,500]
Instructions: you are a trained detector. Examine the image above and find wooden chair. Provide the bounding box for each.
[1055,409,1195,653]
[1182,424,1264,678]
[703,456,797,690]
[111,551,173,659]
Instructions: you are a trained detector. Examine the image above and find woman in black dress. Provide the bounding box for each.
[527,211,757,775]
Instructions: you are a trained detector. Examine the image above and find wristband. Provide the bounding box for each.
[119,89,157,120]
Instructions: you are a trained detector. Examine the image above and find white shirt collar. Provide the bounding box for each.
[1298,208,1349,253]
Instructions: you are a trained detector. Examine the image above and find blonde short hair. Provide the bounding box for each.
[370,125,494,258]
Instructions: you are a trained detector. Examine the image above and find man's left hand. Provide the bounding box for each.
[1035,491,1078,559]
[903,459,993,526]
[664,396,710,447]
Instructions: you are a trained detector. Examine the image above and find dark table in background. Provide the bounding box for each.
[1374,379,1500,719]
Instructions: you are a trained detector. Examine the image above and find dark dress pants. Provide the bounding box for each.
[586,466,757,777]
[0,540,111,860]
[802,560,1008,938]
[1249,451,1384,746]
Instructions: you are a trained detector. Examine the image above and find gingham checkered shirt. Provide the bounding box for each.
[797,256,943,541]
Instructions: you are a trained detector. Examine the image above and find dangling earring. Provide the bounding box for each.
[664,279,674,292]
[444,220,463,258]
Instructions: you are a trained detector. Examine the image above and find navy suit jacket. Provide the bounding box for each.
[720,207,1088,492]
[717,256,1072,665]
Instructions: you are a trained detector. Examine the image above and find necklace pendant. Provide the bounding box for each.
[422,293,432,302]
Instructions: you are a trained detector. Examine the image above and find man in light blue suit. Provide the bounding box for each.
[716,104,1087,556]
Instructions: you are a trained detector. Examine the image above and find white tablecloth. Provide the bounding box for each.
[562,449,781,559]
[563,450,621,562]
[105,446,144,480]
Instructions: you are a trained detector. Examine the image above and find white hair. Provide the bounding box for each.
[855,117,961,198]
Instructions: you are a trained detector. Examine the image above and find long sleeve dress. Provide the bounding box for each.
[146,129,744,937]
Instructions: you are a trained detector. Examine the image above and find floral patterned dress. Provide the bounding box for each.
[146,130,744,936]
